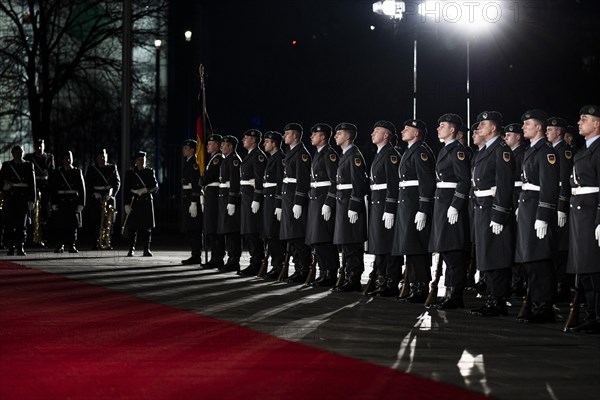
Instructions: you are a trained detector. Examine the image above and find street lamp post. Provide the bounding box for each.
[154,39,162,181]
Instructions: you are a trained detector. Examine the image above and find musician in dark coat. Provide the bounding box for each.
[326,122,369,292]
[123,151,158,257]
[24,138,54,246]
[567,105,600,334]
[428,114,471,309]
[180,139,203,265]
[217,135,242,272]
[469,111,515,317]
[85,148,120,250]
[366,121,401,297]
[306,124,340,287]
[0,145,36,255]
[280,123,312,284]
[546,117,575,302]
[391,119,436,303]
[261,131,286,279]
[239,129,267,276]
[200,134,225,269]
[50,151,86,253]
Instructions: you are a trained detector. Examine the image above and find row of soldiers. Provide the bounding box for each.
[182,105,599,334]
[0,142,158,255]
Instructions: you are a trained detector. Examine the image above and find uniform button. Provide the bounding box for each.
[570,204,573,208]
[577,206,581,210]
[479,206,483,209]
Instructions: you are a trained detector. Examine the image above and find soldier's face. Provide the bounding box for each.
[578,114,600,138]
[564,133,574,145]
[310,131,325,147]
[371,127,387,146]
[96,152,107,166]
[477,121,495,140]
[242,135,257,150]
[334,130,349,147]
[182,145,195,158]
[504,132,519,148]
[62,153,73,167]
[207,140,219,154]
[401,127,418,143]
[36,142,45,153]
[545,126,562,143]
[263,139,275,153]
[522,119,540,139]
[220,142,233,156]
[437,122,453,142]
[135,156,146,168]
[283,130,297,145]
[12,147,24,161]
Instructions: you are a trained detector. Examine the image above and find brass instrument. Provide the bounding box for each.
[97,196,116,250]
[32,190,45,246]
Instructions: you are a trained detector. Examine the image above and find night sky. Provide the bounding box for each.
[168,0,600,153]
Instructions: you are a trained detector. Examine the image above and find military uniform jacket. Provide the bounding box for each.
[280,143,311,241]
[429,141,471,253]
[555,140,574,251]
[182,156,201,232]
[49,166,86,228]
[326,145,368,245]
[85,163,120,199]
[470,138,514,271]
[368,143,400,255]
[240,148,266,235]
[567,138,600,274]
[0,160,36,228]
[391,140,435,256]
[201,152,223,235]
[511,144,527,210]
[217,152,241,234]
[306,145,338,245]
[25,152,54,190]
[262,149,284,239]
[515,138,559,263]
[124,167,158,229]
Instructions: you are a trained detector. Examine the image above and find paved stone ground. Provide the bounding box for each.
[2,248,599,400]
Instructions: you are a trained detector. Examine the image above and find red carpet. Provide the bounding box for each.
[0,261,489,400]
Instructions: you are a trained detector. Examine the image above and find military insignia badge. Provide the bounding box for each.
[565,150,572,160]
[420,153,428,161]
[282,159,285,166]
[590,107,596,114]
[258,155,265,162]
[412,121,417,127]
[233,160,240,167]
[503,152,511,162]
[551,119,557,126]
[354,158,362,167]
[547,154,556,165]
[482,112,488,119]
[390,155,398,164]
[302,154,309,162]
[213,158,220,165]
[193,164,198,170]
[329,154,337,162]
[457,152,465,161]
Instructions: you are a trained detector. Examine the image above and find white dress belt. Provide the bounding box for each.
[11,183,30,188]
[182,183,192,190]
[283,177,297,184]
[263,182,277,188]
[399,180,419,188]
[240,179,255,186]
[57,189,78,194]
[311,181,331,188]
[571,186,600,195]
[219,182,231,188]
[205,182,220,187]
[337,184,353,190]
[436,182,458,189]
[370,183,387,191]
[514,181,523,187]
[474,186,497,197]
[522,183,541,191]
[93,185,112,190]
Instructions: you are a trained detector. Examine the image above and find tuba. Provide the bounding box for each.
[32,190,45,246]
[97,196,116,250]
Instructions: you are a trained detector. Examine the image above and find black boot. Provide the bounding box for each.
[334,278,362,292]
[471,297,508,317]
[401,282,429,303]
[313,270,338,288]
[523,302,555,323]
[287,268,308,284]
[143,229,153,257]
[435,287,465,309]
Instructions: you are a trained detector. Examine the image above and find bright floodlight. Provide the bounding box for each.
[154,39,162,48]
[372,1,405,20]
[184,31,192,41]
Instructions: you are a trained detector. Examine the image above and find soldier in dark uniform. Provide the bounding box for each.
[564,125,581,151]
[469,111,515,317]
[515,109,560,323]
[504,123,528,297]
[0,145,36,255]
[546,117,575,302]
[567,105,600,333]
[366,120,401,297]
[24,139,55,246]
[280,123,312,284]
[85,148,120,250]
[466,123,485,291]
[217,135,242,272]
[429,114,471,308]
[306,124,340,287]
[391,120,436,302]
[50,151,86,253]
[200,134,225,269]
[239,129,267,276]
[180,139,203,265]
[123,151,158,257]
[327,122,369,292]
[261,131,286,278]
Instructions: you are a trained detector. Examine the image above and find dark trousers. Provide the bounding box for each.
[5,226,26,249]
[268,238,286,268]
[484,268,511,299]
[406,254,431,283]
[441,250,466,290]
[288,238,312,272]
[245,233,264,268]
[189,229,202,260]
[206,233,225,262]
[129,228,151,250]
[554,251,570,287]
[524,259,556,304]
[341,243,364,281]
[224,232,241,265]
[580,272,600,316]
[314,242,339,273]
[374,254,402,283]
[57,228,77,247]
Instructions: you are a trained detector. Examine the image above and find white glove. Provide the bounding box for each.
[137,187,148,195]
[292,204,302,219]
[595,225,600,247]
[93,192,102,199]
[348,210,358,224]
[321,205,332,221]
[227,203,236,216]
[189,202,198,218]
[76,204,84,213]
[447,206,459,225]
[51,204,58,211]
[490,221,503,235]
[557,211,567,228]
[124,205,131,215]
[200,195,205,213]
[251,201,260,214]
[534,219,548,240]
[28,201,35,211]
[274,207,282,221]
[382,212,395,229]
[414,211,427,231]
[515,208,518,222]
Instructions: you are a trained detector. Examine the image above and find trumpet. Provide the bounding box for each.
[97,195,116,250]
